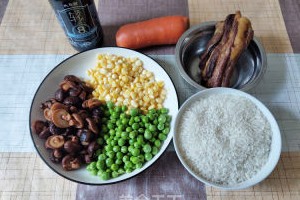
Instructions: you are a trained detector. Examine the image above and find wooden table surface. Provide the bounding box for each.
[0,0,300,199]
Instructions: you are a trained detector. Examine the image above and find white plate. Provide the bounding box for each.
[173,88,281,190]
[29,47,179,185]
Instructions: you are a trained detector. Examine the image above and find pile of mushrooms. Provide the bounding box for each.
[32,75,102,171]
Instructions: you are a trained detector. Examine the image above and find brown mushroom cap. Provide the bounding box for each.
[86,118,99,134]
[32,120,47,135]
[68,113,84,128]
[45,135,65,149]
[59,80,77,91]
[52,109,71,128]
[43,108,53,121]
[62,155,81,171]
[82,99,102,109]
[63,140,82,154]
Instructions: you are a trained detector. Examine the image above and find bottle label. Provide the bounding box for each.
[58,3,98,43]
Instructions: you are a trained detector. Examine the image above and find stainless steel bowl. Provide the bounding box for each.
[175,21,267,91]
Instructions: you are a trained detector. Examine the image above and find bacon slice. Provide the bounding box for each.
[199,11,253,88]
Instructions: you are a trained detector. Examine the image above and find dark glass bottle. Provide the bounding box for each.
[49,0,104,51]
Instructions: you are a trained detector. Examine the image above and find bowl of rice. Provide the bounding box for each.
[173,88,281,190]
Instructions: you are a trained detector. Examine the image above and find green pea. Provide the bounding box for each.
[97,137,104,145]
[109,129,116,136]
[107,101,114,109]
[163,127,170,134]
[159,133,167,141]
[101,125,108,133]
[137,155,144,162]
[115,158,122,165]
[116,120,122,127]
[113,146,120,152]
[149,109,156,115]
[166,115,172,123]
[128,145,134,153]
[129,118,134,126]
[147,113,155,121]
[145,153,153,161]
[148,124,156,132]
[129,139,135,145]
[131,108,139,116]
[144,123,150,129]
[130,156,139,164]
[154,140,161,147]
[136,163,143,169]
[131,148,140,156]
[116,130,122,138]
[129,131,137,139]
[121,132,129,139]
[157,123,165,131]
[114,106,122,113]
[138,128,144,134]
[118,168,125,175]
[124,161,132,169]
[133,142,141,149]
[121,118,129,125]
[160,108,169,114]
[143,144,152,153]
[111,163,119,171]
[96,160,106,170]
[134,116,140,122]
[111,140,117,146]
[153,119,158,125]
[126,168,133,173]
[122,155,130,163]
[132,123,139,130]
[105,145,112,152]
[100,171,111,180]
[126,127,132,132]
[110,118,117,124]
[158,115,167,124]
[142,116,149,123]
[144,130,152,140]
[104,110,110,117]
[120,113,126,119]
[106,151,115,158]
[116,152,123,159]
[106,158,114,167]
[98,154,107,161]
[95,149,101,156]
[87,162,97,171]
[121,105,127,112]
[107,122,115,130]
[112,171,119,178]
[118,138,126,146]
[117,125,124,132]
[137,135,144,144]
[111,112,119,119]
[152,146,158,155]
[104,134,109,140]
[121,146,128,153]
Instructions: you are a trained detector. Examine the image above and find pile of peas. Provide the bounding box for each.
[86,102,171,180]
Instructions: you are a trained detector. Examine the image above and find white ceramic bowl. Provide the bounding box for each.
[29,47,178,185]
[173,88,281,190]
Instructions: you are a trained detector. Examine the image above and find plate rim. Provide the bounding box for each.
[29,46,179,185]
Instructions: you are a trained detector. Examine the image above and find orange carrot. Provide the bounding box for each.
[116,16,189,49]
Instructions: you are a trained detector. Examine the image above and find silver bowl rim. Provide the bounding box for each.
[175,21,267,92]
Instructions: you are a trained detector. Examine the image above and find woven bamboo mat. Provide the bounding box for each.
[0,0,293,54]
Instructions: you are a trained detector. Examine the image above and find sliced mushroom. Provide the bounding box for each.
[62,155,81,171]
[32,120,47,135]
[59,80,77,91]
[50,149,64,163]
[54,89,66,102]
[63,96,81,107]
[43,108,53,121]
[86,118,99,134]
[68,113,84,128]
[87,141,100,156]
[45,135,65,149]
[52,109,71,128]
[49,122,65,135]
[82,99,102,109]
[63,140,82,154]
[69,87,82,97]
[78,91,87,101]
[64,75,82,83]
[78,129,94,146]
[51,102,67,112]
[39,127,52,139]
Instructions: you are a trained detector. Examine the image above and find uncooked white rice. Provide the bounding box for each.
[178,94,272,185]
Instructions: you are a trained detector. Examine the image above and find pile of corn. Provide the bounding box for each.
[87,54,166,112]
